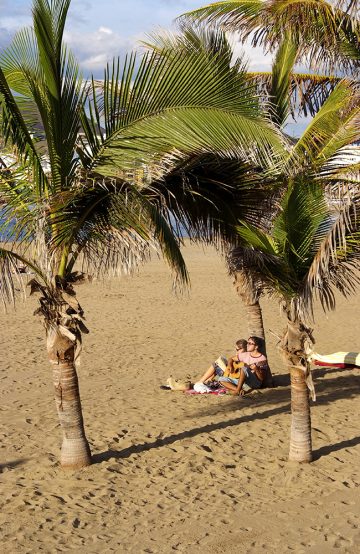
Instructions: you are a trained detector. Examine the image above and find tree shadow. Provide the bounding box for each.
[312,366,357,378]
[313,436,360,460]
[93,372,360,464]
[189,372,360,419]
[272,373,290,387]
[0,459,28,473]
[92,403,290,464]
[313,374,360,402]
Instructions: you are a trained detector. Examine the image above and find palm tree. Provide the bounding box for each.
[148,24,360,459]
[179,2,358,347]
[228,75,360,461]
[144,24,285,348]
[229,182,360,462]
[0,0,285,468]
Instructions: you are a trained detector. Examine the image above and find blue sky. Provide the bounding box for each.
[0,0,273,74]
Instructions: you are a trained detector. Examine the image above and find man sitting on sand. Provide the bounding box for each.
[219,336,268,395]
[196,339,248,384]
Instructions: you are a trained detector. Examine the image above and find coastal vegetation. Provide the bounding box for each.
[0,0,284,467]
[0,0,359,469]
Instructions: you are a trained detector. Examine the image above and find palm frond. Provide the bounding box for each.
[229,181,360,322]
[335,0,358,20]
[314,100,360,165]
[143,22,235,70]
[303,193,360,314]
[182,0,360,75]
[249,71,340,118]
[268,34,299,126]
[0,246,46,307]
[31,0,83,190]
[181,1,262,34]
[258,0,360,74]
[0,66,48,196]
[289,80,358,167]
[82,48,286,176]
[45,177,189,287]
[272,181,327,270]
[319,148,360,189]
[0,23,42,99]
[0,0,83,194]
[151,153,279,246]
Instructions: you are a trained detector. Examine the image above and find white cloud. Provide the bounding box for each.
[230,32,273,72]
[98,26,113,35]
[63,28,137,73]
[0,15,31,33]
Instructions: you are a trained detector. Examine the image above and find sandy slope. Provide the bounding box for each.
[0,244,359,553]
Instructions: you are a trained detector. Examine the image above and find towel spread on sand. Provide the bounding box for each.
[184,388,227,395]
[310,352,360,367]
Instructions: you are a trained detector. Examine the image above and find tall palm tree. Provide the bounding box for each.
[179,3,358,347]
[144,24,285,348]
[228,76,360,461]
[229,182,360,462]
[0,0,285,467]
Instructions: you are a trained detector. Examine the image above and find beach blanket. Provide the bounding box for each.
[310,351,360,368]
[184,388,227,395]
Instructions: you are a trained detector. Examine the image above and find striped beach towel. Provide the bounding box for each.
[310,351,360,368]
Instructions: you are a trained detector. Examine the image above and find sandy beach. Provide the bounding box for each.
[1,243,359,553]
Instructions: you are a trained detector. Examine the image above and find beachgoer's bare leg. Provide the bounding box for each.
[198,365,216,383]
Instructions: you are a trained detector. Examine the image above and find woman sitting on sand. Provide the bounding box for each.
[219,336,268,395]
[196,339,248,384]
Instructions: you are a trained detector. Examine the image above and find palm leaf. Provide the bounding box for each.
[314,101,360,165]
[81,48,286,177]
[289,80,358,167]
[268,34,299,126]
[182,0,360,75]
[181,1,262,34]
[45,178,189,286]
[0,246,46,307]
[229,181,360,322]
[303,193,360,314]
[249,71,341,118]
[143,23,235,70]
[151,153,278,245]
[0,66,48,196]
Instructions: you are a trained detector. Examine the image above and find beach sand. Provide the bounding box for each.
[1,243,359,553]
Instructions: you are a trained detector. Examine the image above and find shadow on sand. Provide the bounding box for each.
[0,459,28,473]
[93,369,360,464]
[92,403,290,464]
[312,435,360,460]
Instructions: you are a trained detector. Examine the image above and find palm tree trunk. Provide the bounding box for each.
[244,299,265,340]
[283,317,312,463]
[233,271,273,387]
[233,271,265,339]
[47,326,92,469]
